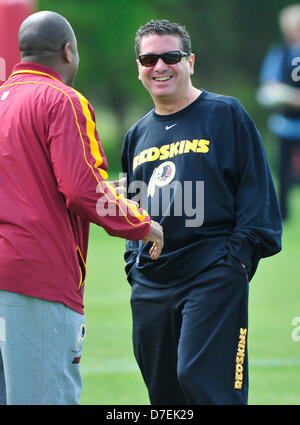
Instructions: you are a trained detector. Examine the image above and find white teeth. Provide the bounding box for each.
[154,76,172,81]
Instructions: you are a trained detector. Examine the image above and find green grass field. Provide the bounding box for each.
[80,187,300,405]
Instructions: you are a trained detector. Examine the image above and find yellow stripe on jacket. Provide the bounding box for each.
[72,88,108,179]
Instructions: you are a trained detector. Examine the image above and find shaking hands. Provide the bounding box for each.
[108,177,164,260]
[142,220,164,261]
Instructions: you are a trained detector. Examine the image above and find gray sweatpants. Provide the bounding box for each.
[0,290,86,405]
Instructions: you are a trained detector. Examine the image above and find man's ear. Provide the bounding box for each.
[63,43,72,64]
[189,53,195,76]
[136,59,141,80]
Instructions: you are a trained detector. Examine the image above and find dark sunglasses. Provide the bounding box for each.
[138,50,189,67]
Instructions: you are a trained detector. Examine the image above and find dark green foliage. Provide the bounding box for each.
[38,0,290,171]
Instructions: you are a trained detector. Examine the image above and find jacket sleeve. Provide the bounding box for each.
[227,116,282,280]
[47,88,151,241]
[121,132,139,280]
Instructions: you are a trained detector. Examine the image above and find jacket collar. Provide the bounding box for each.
[9,62,64,83]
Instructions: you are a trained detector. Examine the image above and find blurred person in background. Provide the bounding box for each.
[257,4,300,219]
[0,10,163,405]
[122,19,282,405]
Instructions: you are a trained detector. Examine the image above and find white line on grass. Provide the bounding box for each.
[250,357,300,367]
[81,357,300,375]
[81,358,139,375]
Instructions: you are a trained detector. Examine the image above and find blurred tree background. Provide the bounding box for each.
[38,0,290,172]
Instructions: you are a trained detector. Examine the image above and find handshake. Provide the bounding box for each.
[142,219,164,261]
[110,177,164,261]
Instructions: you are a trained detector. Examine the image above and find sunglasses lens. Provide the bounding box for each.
[139,51,186,67]
[162,52,181,64]
[139,54,157,67]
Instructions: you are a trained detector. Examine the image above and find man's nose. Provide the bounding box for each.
[153,57,169,71]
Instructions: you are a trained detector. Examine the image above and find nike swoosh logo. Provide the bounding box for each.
[165,124,177,130]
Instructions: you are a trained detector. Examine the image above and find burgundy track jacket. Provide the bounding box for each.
[0,62,151,313]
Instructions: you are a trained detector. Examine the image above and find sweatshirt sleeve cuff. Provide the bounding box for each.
[226,236,257,268]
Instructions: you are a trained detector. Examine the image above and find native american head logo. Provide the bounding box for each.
[147,161,176,198]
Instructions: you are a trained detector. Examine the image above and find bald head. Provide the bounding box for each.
[18,11,79,86]
[19,11,75,57]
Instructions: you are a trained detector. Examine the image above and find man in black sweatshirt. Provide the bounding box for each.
[121,19,282,405]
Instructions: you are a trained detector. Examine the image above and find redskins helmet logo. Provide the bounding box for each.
[147,161,176,198]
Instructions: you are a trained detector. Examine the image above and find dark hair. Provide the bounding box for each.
[135,19,192,57]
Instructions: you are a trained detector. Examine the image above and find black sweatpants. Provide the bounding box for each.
[130,254,249,405]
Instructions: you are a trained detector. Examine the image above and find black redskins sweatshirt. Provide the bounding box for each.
[121,90,282,287]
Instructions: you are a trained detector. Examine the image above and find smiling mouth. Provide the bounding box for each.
[153,76,173,82]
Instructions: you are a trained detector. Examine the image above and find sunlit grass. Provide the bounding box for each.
[80,188,300,405]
